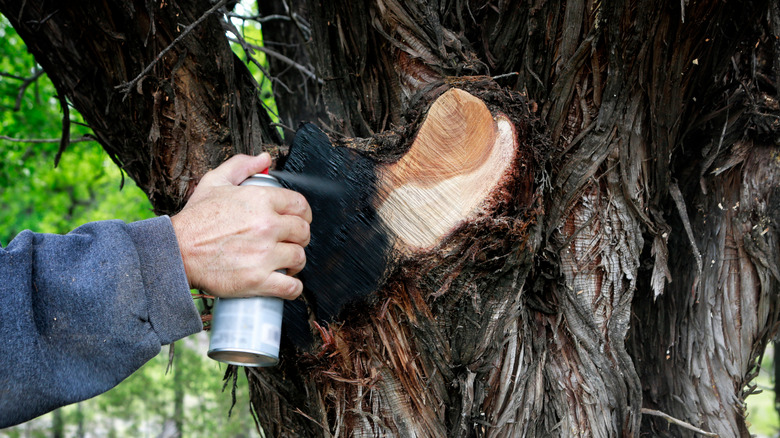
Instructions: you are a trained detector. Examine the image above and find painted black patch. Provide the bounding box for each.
[276,123,392,347]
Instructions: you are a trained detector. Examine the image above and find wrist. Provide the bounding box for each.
[170,211,198,290]
[126,215,203,341]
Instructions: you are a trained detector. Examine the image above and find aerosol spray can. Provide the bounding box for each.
[207,172,285,367]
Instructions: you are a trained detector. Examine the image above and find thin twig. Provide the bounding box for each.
[114,0,229,98]
[221,20,295,99]
[220,19,279,85]
[17,0,27,23]
[0,71,28,81]
[492,72,519,80]
[54,94,70,167]
[292,408,329,431]
[31,9,59,27]
[226,36,321,83]
[227,13,290,23]
[165,342,175,375]
[245,49,293,94]
[641,408,719,437]
[0,134,94,144]
[222,17,319,85]
[525,55,545,89]
[669,181,703,274]
[14,69,45,111]
[270,122,296,134]
[288,10,312,40]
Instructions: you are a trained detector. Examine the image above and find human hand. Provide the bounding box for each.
[171,153,312,299]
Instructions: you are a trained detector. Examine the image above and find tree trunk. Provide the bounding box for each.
[173,351,184,437]
[247,1,780,436]
[76,403,85,438]
[52,409,63,438]
[2,0,780,437]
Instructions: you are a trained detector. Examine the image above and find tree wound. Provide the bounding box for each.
[376,89,517,251]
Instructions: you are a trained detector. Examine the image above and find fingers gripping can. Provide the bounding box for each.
[207,173,286,367]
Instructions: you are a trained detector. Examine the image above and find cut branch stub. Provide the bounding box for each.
[376,88,518,252]
[279,88,518,346]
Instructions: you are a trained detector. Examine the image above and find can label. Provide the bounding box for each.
[207,173,286,367]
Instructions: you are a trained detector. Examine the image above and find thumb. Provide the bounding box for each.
[206,153,273,186]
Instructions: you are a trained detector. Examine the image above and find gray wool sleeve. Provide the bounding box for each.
[0,216,203,427]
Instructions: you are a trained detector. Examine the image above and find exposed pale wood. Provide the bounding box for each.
[376,89,517,250]
[277,89,520,334]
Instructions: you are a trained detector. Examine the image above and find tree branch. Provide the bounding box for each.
[0,134,94,144]
[114,0,229,98]
[220,19,294,98]
[0,71,28,81]
[225,36,321,84]
[54,93,70,167]
[226,12,290,23]
[641,408,719,437]
[13,68,44,111]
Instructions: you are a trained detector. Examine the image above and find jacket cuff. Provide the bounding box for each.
[126,216,203,344]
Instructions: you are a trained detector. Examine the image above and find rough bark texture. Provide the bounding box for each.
[242,2,780,438]
[250,1,780,436]
[3,0,780,437]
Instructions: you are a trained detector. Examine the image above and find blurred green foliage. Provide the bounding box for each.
[0,17,154,243]
[746,347,780,437]
[230,16,278,122]
[0,9,264,438]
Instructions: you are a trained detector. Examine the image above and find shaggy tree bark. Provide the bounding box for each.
[2,0,780,437]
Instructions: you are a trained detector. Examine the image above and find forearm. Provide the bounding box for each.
[0,216,202,427]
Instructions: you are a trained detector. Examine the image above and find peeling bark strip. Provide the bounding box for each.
[4,0,780,436]
[633,147,780,437]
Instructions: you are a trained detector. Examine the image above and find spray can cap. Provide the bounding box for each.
[260,167,269,175]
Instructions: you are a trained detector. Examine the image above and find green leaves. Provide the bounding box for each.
[0,15,153,244]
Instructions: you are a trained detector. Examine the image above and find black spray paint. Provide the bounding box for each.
[277,123,392,347]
